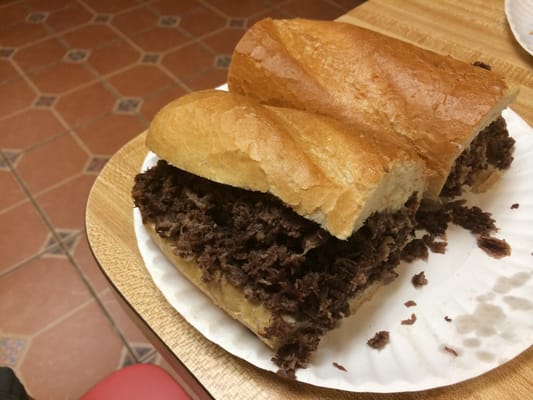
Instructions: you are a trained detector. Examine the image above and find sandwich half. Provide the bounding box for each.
[228,18,519,200]
[132,89,425,377]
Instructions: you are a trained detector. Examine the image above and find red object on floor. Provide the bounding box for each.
[81,364,191,400]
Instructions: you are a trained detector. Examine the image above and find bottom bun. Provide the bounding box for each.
[145,222,388,354]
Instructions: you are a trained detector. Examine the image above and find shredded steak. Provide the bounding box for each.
[442,116,514,198]
[403,198,507,262]
[133,160,418,378]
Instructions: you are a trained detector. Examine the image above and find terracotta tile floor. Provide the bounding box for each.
[0,0,363,398]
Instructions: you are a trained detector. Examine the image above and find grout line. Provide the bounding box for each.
[0,231,75,279]
[29,295,97,339]
[30,170,84,198]
[0,152,140,361]
[0,196,30,217]
[0,0,251,124]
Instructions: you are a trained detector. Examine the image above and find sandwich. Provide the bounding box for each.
[132,89,425,378]
[227,18,519,200]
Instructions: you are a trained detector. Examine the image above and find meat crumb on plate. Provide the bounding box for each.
[401,313,417,325]
[445,316,452,322]
[332,362,347,372]
[404,300,417,307]
[412,271,428,288]
[477,235,511,259]
[444,346,459,357]
[367,331,390,350]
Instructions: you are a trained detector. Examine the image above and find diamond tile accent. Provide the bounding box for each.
[42,229,79,257]
[94,14,111,23]
[64,49,90,63]
[141,53,160,64]
[42,241,65,258]
[119,347,136,368]
[34,95,57,108]
[114,97,142,114]
[26,12,48,23]
[228,18,246,28]
[61,233,80,253]
[0,336,28,367]
[1,149,22,168]
[0,157,8,171]
[86,156,109,173]
[214,54,231,69]
[158,15,180,27]
[0,48,15,58]
[133,343,156,361]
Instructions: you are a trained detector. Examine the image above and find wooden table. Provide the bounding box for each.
[86,1,532,399]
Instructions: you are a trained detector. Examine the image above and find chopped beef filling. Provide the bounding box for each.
[442,116,514,198]
[401,238,428,262]
[132,160,419,378]
[402,199,506,262]
[424,235,447,254]
[447,200,497,235]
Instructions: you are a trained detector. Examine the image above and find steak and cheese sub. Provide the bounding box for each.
[132,89,425,378]
[228,18,519,200]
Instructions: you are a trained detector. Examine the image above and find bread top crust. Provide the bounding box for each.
[146,90,425,239]
[228,18,518,199]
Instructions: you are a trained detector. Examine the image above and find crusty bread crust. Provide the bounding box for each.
[227,18,519,199]
[146,90,425,239]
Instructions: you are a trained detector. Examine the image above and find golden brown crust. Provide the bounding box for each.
[228,18,519,199]
[146,89,425,239]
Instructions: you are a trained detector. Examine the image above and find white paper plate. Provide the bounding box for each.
[134,108,533,393]
[505,0,533,56]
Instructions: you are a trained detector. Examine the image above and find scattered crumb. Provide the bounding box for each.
[472,60,491,70]
[412,271,428,288]
[443,346,459,357]
[445,316,452,322]
[367,331,390,350]
[401,313,417,325]
[477,235,511,259]
[510,203,519,209]
[424,235,447,254]
[332,362,347,372]
[404,300,417,308]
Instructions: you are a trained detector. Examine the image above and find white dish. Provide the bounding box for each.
[134,108,533,393]
[505,0,533,56]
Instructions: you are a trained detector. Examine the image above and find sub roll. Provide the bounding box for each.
[228,18,519,200]
[132,90,425,378]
